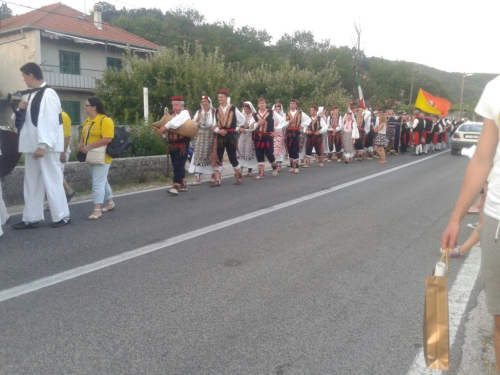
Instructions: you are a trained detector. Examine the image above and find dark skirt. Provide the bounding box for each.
[374,134,389,148]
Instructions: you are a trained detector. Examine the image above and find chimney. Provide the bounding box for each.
[93,3,103,30]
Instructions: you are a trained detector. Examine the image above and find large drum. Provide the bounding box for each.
[152,108,199,138]
[0,129,21,178]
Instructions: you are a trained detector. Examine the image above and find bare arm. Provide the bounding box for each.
[441,118,498,249]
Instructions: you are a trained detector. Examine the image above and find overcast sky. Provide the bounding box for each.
[11,0,500,75]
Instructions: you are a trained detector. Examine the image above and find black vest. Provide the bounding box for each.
[216,105,237,129]
[310,116,322,133]
[254,110,274,133]
[414,117,425,132]
[424,117,433,132]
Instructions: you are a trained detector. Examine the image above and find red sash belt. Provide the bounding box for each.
[224,128,236,132]
[287,127,301,131]
[256,131,272,136]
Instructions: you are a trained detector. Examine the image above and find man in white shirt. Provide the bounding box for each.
[285,99,311,173]
[441,76,500,371]
[156,96,192,195]
[211,89,245,186]
[12,62,70,229]
[304,105,328,168]
[252,97,285,179]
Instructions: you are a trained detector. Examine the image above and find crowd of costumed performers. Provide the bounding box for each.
[152,90,459,195]
[0,62,460,239]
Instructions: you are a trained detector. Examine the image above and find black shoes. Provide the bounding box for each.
[12,221,39,230]
[51,218,71,228]
[12,218,71,229]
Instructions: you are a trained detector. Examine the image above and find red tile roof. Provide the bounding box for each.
[0,3,160,49]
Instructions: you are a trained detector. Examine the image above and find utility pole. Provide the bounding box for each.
[409,67,415,106]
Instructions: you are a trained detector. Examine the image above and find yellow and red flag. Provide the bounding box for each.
[415,89,451,116]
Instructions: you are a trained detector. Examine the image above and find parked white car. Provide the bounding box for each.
[451,122,483,155]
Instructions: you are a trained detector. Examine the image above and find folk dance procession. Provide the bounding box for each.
[151,90,454,196]
[0,62,457,238]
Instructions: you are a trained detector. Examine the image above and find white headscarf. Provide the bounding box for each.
[272,103,285,117]
[242,101,257,114]
[200,95,213,110]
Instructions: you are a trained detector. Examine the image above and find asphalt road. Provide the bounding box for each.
[0,151,480,375]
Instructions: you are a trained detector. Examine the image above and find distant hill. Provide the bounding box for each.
[97,3,493,117]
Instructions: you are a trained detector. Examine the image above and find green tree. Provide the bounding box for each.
[0,3,13,21]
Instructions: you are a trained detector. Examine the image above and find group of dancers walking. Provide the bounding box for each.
[156,90,398,195]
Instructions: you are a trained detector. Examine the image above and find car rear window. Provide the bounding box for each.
[459,124,482,133]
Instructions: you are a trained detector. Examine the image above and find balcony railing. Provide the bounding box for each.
[41,65,103,90]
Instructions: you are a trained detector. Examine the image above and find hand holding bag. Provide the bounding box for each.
[423,250,450,370]
[81,117,107,165]
[86,146,106,165]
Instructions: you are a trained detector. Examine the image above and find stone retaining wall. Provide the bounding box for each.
[1,155,171,206]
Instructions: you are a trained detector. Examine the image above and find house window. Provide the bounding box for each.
[61,101,81,125]
[107,57,122,70]
[59,51,80,75]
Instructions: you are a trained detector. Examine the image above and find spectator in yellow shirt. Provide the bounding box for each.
[60,111,76,202]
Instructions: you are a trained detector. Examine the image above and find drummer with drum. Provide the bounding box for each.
[155,96,192,195]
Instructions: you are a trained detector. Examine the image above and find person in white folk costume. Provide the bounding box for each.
[251,97,285,179]
[211,89,246,187]
[11,62,70,229]
[303,105,328,168]
[341,112,359,164]
[363,108,375,159]
[327,106,344,162]
[189,95,216,186]
[318,107,331,162]
[271,103,287,172]
[156,96,192,195]
[284,99,311,173]
[237,101,258,177]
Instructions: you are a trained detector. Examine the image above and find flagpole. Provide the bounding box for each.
[409,69,415,107]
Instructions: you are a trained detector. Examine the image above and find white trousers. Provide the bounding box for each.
[22,152,70,223]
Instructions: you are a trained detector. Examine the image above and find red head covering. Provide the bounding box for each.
[258,97,266,103]
[171,96,184,101]
[275,104,282,108]
[218,89,229,96]
[290,99,299,104]
[200,95,209,101]
[331,105,338,110]
[243,102,250,108]
[311,105,318,111]
[349,102,356,107]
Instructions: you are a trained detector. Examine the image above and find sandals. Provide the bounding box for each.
[88,209,102,220]
[102,202,115,212]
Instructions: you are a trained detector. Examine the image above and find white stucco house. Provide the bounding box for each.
[0,2,159,128]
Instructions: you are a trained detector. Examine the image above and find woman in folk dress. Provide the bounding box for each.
[189,95,216,185]
[237,101,258,176]
[272,103,287,172]
[342,112,357,164]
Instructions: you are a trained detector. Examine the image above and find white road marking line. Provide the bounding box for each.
[0,152,446,303]
[406,246,481,374]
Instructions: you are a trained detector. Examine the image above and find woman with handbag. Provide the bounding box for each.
[373,109,389,164]
[77,97,115,220]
